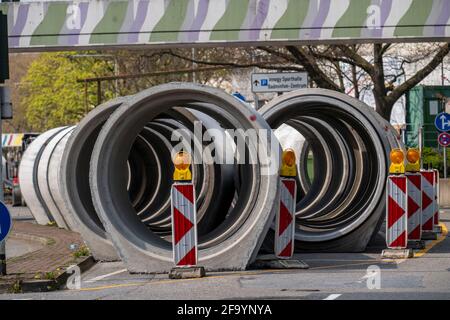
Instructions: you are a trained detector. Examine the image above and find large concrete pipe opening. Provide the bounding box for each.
[260,89,400,252]
[90,83,279,272]
[60,97,238,261]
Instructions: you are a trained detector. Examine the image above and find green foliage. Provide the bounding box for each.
[73,245,90,258]
[422,147,450,176]
[20,52,114,131]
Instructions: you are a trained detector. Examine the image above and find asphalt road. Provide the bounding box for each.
[1,210,450,300]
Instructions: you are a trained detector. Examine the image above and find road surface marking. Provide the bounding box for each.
[323,294,341,300]
[310,261,385,270]
[85,268,127,283]
[414,222,448,258]
[80,281,147,291]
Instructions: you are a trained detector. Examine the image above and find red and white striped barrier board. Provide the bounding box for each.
[406,173,422,241]
[421,171,435,232]
[171,183,197,266]
[275,178,296,259]
[433,169,440,228]
[386,175,408,249]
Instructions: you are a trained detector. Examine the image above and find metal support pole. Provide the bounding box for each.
[191,48,196,83]
[97,80,101,105]
[444,146,447,179]
[84,81,88,115]
[419,126,423,169]
[253,92,259,110]
[0,241,5,276]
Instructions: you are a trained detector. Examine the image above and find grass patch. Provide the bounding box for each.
[73,245,90,258]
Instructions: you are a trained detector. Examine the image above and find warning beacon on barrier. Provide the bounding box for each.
[169,151,205,279]
[405,148,420,173]
[173,150,192,181]
[382,147,413,259]
[404,148,424,248]
[280,148,297,177]
[389,148,405,174]
[276,148,297,260]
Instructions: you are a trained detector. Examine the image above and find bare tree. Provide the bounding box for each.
[163,43,450,121]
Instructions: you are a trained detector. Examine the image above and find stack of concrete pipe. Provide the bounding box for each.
[19,83,401,272]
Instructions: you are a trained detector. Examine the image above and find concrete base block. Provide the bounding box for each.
[251,258,309,270]
[381,248,413,259]
[421,231,438,241]
[169,266,206,279]
[408,240,426,250]
[434,226,442,234]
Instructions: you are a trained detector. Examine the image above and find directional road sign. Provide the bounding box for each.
[0,202,12,243]
[435,112,450,132]
[251,72,308,93]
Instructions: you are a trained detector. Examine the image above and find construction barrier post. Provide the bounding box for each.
[420,170,438,240]
[433,169,441,233]
[169,151,205,279]
[386,175,408,249]
[275,149,297,259]
[406,173,423,245]
[252,149,308,270]
[382,149,413,259]
[276,177,296,259]
[405,149,425,249]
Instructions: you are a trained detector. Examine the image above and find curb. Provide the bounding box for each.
[0,256,96,294]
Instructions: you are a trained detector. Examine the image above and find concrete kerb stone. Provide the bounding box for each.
[381,248,414,259]
[1,256,95,294]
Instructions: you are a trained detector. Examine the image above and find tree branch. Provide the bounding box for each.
[387,43,450,105]
[285,46,342,91]
[161,49,305,72]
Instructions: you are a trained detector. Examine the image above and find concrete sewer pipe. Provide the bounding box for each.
[260,88,402,252]
[19,84,401,271]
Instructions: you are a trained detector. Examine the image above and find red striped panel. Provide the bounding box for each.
[407,196,420,218]
[390,231,407,248]
[391,176,406,193]
[173,207,194,245]
[282,179,296,198]
[278,201,293,236]
[409,225,421,240]
[387,196,405,228]
[278,241,292,258]
[177,247,196,266]
[423,217,433,231]
[174,184,194,203]
[408,174,421,190]
[422,171,434,185]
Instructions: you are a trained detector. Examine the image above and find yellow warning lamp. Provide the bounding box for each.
[389,148,405,174]
[173,151,192,181]
[405,148,420,172]
[280,148,297,177]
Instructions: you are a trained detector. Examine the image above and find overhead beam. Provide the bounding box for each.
[1,0,450,52]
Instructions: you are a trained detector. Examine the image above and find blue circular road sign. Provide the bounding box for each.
[435,112,450,132]
[439,132,450,147]
[0,202,12,242]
